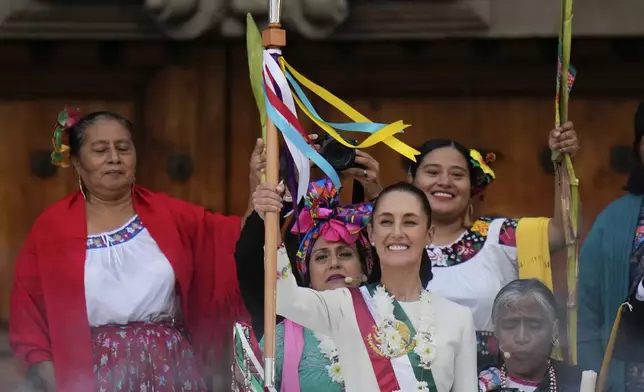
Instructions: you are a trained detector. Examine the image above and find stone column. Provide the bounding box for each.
[144,0,227,39]
[0,0,31,28]
[283,0,349,39]
[229,0,350,39]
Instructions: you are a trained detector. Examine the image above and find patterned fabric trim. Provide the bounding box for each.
[626,200,644,391]
[427,218,518,267]
[498,219,518,247]
[633,200,644,249]
[477,330,499,359]
[86,216,144,249]
[478,367,502,392]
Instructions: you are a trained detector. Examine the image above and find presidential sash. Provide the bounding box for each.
[349,284,438,392]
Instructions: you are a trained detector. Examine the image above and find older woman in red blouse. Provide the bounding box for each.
[10,109,254,391]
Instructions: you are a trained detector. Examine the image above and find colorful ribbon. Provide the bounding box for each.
[280,58,421,163]
[555,44,577,126]
[263,64,341,191]
[291,177,373,279]
[263,50,312,202]
[260,47,421,196]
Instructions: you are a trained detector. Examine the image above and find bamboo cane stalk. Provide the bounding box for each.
[558,0,579,366]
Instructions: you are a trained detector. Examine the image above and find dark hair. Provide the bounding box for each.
[407,139,474,181]
[284,205,373,287]
[406,139,495,198]
[368,182,433,286]
[68,111,134,156]
[298,237,372,288]
[625,103,644,195]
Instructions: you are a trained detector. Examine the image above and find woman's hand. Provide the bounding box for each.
[248,138,266,194]
[549,121,579,156]
[252,183,284,219]
[343,150,383,201]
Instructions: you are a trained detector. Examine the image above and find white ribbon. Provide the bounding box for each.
[262,49,310,204]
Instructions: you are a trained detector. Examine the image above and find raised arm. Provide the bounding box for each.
[254,181,350,337]
[452,308,478,392]
[235,210,271,335]
[275,246,348,336]
[547,121,581,252]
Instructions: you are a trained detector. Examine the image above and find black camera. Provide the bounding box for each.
[319,135,359,172]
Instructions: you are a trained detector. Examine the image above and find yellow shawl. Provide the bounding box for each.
[516,217,563,360]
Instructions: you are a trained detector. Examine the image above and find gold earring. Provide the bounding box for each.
[78,176,87,201]
[462,203,474,228]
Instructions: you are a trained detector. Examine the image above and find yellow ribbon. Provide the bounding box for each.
[280,58,420,162]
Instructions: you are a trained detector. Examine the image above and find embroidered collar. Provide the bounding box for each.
[426,218,517,267]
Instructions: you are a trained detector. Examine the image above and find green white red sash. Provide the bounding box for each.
[350,284,438,392]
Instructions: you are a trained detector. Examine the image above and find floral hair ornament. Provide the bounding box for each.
[51,106,82,168]
[469,149,496,196]
[291,177,373,279]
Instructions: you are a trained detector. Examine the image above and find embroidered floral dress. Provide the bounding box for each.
[259,323,344,392]
[626,202,644,391]
[87,216,206,392]
[426,217,519,366]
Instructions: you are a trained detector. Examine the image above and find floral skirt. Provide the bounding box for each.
[91,322,208,392]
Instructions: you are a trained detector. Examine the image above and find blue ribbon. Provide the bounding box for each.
[284,70,397,134]
[263,86,342,189]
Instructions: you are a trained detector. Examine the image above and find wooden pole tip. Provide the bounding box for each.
[262,24,286,48]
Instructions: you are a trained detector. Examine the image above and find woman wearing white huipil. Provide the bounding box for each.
[254,180,477,392]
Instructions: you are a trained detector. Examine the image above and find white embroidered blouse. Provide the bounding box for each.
[84,215,177,327]
[427,218,519,332]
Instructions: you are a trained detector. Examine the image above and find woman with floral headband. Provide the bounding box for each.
[404,122,579,367]
[9,109,253,391]
[233,177,377,391]
[235,138,384,338]
[253,180,477,392]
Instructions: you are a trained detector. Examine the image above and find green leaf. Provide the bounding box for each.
[53,127,63,148]
[246,13,267,141]
[57,109,68,127]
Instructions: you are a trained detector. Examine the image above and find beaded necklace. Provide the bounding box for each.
[500,360,557,392]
